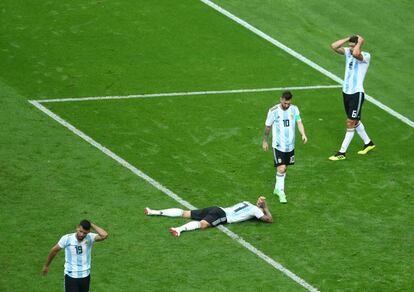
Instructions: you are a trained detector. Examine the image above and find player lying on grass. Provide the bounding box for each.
[144,196,273,237]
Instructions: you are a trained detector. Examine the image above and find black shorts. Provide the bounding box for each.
[191,206,227,227]
[65,274,90,292]
[343,92,365,120]
[273,148,295,166]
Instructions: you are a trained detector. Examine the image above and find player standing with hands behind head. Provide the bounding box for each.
[262,91,307,203]
[329,35,375,161]
[42,220,108,292]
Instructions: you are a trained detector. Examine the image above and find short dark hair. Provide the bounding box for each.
[349,35,359,44]
[79,219,91,230]
[281,91,293,100]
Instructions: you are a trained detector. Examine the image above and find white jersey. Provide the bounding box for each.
[265,104,301,152]
[221,201,264,224]
[58,232,97,278]
[343,48,370,94]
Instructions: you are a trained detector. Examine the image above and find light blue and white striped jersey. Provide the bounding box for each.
[221,201,264,224]
[265,104,301,152]
[343,48,371,94]
[58,232,97,278]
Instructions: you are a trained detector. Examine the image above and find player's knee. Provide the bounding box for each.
[199,220,210,229]
[277,165,287,173]
[346,119,357,128]
[182,211,191,218]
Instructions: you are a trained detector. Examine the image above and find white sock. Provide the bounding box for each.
[176,221,201,233]
[339,128,355,153]
[275,172,286,191]
[149,208,183,217]
[355,122,371,144]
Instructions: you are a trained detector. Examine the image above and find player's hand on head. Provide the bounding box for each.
[257,196,266,207]
[356,35,364,43]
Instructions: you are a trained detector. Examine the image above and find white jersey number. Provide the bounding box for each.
[352,110,358,118]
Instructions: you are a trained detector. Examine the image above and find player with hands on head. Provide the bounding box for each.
[329,34,375,161]
[42,220,108,292]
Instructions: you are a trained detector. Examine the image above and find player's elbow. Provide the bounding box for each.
[330,43,338,51]
[101,232,109,240]
[352,51,361,59]
[261,216,274,223]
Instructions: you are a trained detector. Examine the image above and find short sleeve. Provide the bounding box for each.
[88,233,98,244]
[361,52,370,63]
[58,235,69,248]
[265,109,274,126]
[295,106,301,122]
[295,106,300,116]
[344,48,350,55]
[254,206,265,219]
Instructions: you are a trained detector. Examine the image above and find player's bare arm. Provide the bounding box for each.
[331,37,349,54]
[257,196,273,223]
[297,121,308,144]
[260,206,273,223]
[42,244,61,275]
[91,223,109,242]
[351,35,365,61]
[262,126,271,151]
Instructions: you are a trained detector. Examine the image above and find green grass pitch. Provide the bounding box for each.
[1,0,413,291]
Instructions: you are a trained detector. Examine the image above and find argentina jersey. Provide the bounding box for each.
[265,104,300,152]
[222,201,264,223]
[343,48,370,94]
[58,232,97,278]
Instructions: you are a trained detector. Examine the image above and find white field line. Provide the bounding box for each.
[200,0,414,129]
[29,99,319,292]
[34,85,341,103]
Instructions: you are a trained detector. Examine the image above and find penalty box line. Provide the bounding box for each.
[32,84,341,103]
[28,100,320,292]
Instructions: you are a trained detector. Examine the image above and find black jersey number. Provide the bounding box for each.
[234,203,249,212]
[283,119,290,127]
[75,246,83,255]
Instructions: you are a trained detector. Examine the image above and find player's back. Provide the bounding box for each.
[222,201,264,223]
